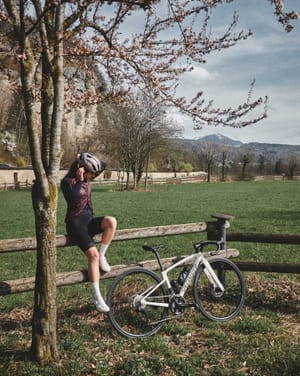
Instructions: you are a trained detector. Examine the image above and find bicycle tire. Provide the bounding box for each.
[193,257,245,321]
[107,267,169,338]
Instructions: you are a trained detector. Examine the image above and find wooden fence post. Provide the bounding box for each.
[13,172,20,190]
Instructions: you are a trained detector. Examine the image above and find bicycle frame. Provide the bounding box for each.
[139,251,225,309]
[107,217,245,337]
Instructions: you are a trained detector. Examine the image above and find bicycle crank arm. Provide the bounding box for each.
[172,301,197,310]
[149,303,197,326]
[181,302,197,309]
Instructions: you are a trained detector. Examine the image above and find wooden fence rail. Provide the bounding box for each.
[0,249,239,295]
[1,215,300,296]
[206,223,300,275]
[0,222,207,253]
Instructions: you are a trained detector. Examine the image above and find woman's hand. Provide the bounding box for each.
[76,167,85,182]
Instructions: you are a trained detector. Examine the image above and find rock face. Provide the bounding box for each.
[63,104,98,143]
[0,16,108,161]
[0,48,103,160]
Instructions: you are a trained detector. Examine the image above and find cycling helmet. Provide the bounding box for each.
[78,152,106,176]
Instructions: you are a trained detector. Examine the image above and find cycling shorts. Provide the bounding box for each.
[66,214,105,252]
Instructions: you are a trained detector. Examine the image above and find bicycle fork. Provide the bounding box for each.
[201,257,226,297]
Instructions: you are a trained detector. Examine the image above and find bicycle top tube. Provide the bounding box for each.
[142,241,224,272]
[143,244,202,271]
[162,252,201,276]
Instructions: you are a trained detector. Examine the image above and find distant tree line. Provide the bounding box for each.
[184,143,299,181]
[2,112,299,184]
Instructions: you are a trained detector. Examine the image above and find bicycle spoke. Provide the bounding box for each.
[107,268,168,338]
[193,258,245,321]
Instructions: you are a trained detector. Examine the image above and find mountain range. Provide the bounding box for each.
[178,133,300,161]
[196,134,242,147]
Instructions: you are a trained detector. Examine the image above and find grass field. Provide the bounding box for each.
[0,180,299,375]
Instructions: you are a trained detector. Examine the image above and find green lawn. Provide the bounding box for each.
[0,180,299,375]
[1,180,299,280]
[1,179,300,238]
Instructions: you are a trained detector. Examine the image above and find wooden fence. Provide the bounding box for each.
[0,179,32,190]
[0,214,299,296]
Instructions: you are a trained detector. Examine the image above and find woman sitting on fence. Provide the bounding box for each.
[61,152,117,313]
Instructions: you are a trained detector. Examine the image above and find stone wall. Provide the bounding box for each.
[0,169,207,188]
[0,169,67,188]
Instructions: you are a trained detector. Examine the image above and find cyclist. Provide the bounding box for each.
[61,152,117,312]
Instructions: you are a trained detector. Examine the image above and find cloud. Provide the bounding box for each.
[121,0,300,145]
[181,66,217,83]
[166,111,189,126]
[176,66,219,102]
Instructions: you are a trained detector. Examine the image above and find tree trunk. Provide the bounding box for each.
[30,180,59,364]
[16,3,64,362]
[221,151,226,181]
[207,162,211,182]
[125,170,130,190]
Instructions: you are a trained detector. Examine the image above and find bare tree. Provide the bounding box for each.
[221,147,230,182]
[241,151,255,180]
[98,98,180,189]
[242,154,250,180]
[287,153,298,179]
[0,0,298,365]
[198,143,218,182]
[274,158,286,175]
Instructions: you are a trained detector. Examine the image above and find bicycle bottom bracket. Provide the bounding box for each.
[169,296,186,315]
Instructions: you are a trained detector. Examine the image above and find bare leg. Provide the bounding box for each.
[101,216,117,244]
[99,216,117,272]
[85,246,100,282]
[85,246,109,312]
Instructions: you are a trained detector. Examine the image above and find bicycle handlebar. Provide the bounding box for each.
[193,240,224,254]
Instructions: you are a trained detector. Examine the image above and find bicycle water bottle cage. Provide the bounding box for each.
[177,266,190,285]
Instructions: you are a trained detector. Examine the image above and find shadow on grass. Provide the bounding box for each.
[58,302,92,318]
[245,275,300,314]
[57,302,117,338]
[245,296,299,314]
[0,318,31,332]
[0,349,31,363]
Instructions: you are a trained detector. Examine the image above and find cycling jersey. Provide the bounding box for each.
[61,176,104,252]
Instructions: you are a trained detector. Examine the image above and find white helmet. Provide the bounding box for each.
[78,152,106,176]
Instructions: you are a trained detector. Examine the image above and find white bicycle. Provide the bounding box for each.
[107,237,245,338]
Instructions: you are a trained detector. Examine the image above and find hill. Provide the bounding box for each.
[195,133,243,147]
[177,133,300,162]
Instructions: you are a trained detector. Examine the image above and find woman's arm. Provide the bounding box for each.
[61,177,83,202]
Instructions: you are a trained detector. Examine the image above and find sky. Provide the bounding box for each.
[169,0,300,145]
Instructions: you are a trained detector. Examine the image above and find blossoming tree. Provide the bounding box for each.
[0,0,298,364]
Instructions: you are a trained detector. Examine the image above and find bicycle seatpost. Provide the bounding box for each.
[142,245,164,271]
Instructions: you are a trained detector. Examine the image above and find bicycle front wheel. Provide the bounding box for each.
[107,268,169,338]
[193,257,245,321]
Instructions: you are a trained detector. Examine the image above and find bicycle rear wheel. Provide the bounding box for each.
[107,268,169,338]
[193,257,245,321]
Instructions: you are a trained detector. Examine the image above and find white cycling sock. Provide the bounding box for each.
[99,243,109,256]
[91,281,102,301]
